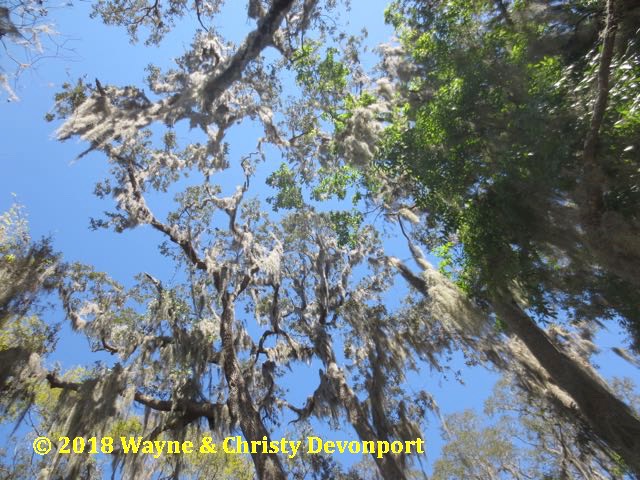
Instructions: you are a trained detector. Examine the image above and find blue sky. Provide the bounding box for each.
[1,0,638,477]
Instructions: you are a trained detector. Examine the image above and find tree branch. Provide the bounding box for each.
[116,154,217,284]
[45,373,224,420]
[494,0,514,27]
[583,0,618,167]
[202,0,296,105]
[581,0,619,217]
[57,0,303,154]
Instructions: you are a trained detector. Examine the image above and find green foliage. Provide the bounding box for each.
[432,242,455,276]
[433,410,517,480]
[45,78,91,122]
[335,91,379,134]
[290,40,372,134]
[292,42,349,95]
[108,417,143,438]
[602,53,640,219]
[1,203,60,329]
[266,163,304,211]
[328,210,363,248]
[0,315,50,353]
[182,445,254,480]
[379,0,640,333]
[433,375,636,479]
[312,165,361,202]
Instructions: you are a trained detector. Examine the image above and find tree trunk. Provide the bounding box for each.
[578,0,640,289]
[220,294,287,480]
[492,292,640,478]
[390,255,640,477]
[324,361,408,480]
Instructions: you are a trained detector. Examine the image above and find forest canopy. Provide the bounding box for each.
[0,0,639,479]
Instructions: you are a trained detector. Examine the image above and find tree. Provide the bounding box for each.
[357,0,640,473]
[380,0,640,348]
[263,0,640,472]
[434,374,639,480]
[0,0,73,101]
[33,193,434,478]
[4,0,639,478]
[0,203,60,396]
[265,0,640,474]
[1,2,446,479]
[0,204,68,479]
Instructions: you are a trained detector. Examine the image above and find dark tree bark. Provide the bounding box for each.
[579,0,640,289]
[327,366,408,480]
[492,291,640,478]
[219,293,287,480]
[391,253,640,477]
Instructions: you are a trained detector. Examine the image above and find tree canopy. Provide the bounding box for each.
[1,0,639,479]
